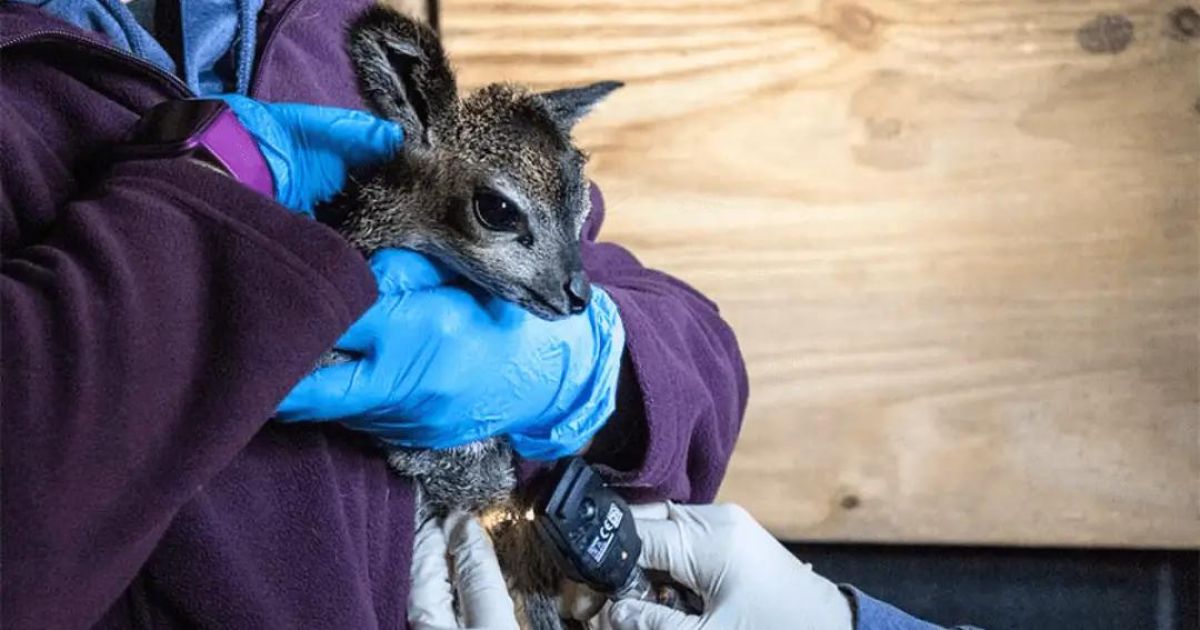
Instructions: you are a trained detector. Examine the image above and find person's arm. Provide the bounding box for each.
[841,587,988,630]
[607,503,982,630]
[0,101,375,628]
[576,185,750,503]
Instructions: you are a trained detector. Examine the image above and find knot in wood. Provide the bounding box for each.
[1076,14,1135,54]
[821,0,884,51]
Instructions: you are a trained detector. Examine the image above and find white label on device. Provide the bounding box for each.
[586,504,624,563]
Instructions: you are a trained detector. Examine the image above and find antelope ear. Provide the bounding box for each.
[348,7,457,146]
[538,81,623,130]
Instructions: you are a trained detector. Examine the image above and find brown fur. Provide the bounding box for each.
[320,7,623,629]
[334,7,618,320]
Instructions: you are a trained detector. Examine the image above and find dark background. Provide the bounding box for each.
[785,543,1199,630]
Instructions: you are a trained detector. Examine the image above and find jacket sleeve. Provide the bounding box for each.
[578,185,749,504]
[1,104,375,627]
[842,587,984,630]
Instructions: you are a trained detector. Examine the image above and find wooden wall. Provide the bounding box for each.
[435,0,1200,548]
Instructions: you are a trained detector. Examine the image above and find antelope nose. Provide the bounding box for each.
[566,270,591,314]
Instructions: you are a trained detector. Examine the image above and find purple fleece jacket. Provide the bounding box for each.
[0,2,749,629]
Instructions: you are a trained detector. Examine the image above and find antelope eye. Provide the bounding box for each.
[472,192,523,232]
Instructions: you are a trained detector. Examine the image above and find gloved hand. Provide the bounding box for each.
[409,512,518,630]
[276,249,626,460]
[216,94,404,214]
[604,503,854,630]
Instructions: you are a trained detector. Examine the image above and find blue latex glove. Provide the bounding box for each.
[277,249,627,460]
[216,94,404,215]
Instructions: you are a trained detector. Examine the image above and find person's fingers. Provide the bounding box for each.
[368,248,458,293]
[444,512,518,630]
[629,505,704,593]
[333,312,380,356]
[607,600,702,630]
[505,288,627,462]
[275,103,405,165]
[274,360,366,421]
[588,286,623,331]
[215,95,298,204]
[214,94,271,132]
[631,518,698,591]
[407,517,459,630]
[629,502,670,520]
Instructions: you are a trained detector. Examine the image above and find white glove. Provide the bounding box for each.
[604,502,854,630]
[408,512,519,630]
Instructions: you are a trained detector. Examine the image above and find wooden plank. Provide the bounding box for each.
[440,0,1200,548]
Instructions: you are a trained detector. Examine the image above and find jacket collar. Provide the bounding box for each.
[0,2,112,48]
[0,0,307,50]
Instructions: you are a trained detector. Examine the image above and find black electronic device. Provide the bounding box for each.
[532,457,703,613]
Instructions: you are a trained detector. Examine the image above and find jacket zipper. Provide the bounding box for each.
[5,0,315,102]
[0,30,194,100]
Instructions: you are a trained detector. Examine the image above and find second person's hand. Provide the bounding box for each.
[276,248,626,460]
[409,512,518,630]
[605,502,854,630]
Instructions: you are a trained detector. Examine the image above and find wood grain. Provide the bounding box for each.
[440,0,1200,548]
